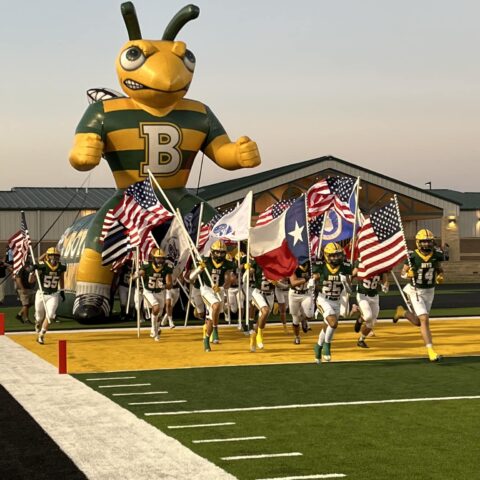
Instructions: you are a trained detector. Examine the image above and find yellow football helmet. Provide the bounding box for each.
[151,248,166,264]
[211,240,227,262]
[46,247,60,256]
[324,242,344,266]
[45,247,60,266]
[415,229,435,253]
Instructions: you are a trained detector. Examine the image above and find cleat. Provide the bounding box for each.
[256,330,264,349]
[160,315,168,327]
[169,319,175,329]
[301,319,309,333]
[393,306,406,324]
[212,327,219,344]
[149,330,155,338]
[237,321,243,331]
[293,336,301,345]
[34,322,41,334]
[428,348,441,362]
[203,336,211,352]
[314,343,322,364]
[37,335,44,345]
[249,333,256,352]
[154,335,160,342]
[354,317,363,333]
[322,342,331,362]
[272,302,279,315]
[357,339,369,348]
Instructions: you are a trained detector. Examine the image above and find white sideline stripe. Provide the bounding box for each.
[168,422,236,429]
[0,336,235,480]
[222,452,302,461]
[256,475,346,480]
[86,376,136,381]
[98,383,151,388]
[193,436,266,444]
[128,400,187,406]
[113,391,168,396]
[145,395,480,416]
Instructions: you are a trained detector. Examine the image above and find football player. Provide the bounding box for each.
[393,229,444,361]
[288,261,315,345]
[312,242,353,363]
[243,259,275,352]
[274,278,289,333]
[30,248,66,345]
[352,265,390,348]
[135,248,172,341]
[189,240,235,351]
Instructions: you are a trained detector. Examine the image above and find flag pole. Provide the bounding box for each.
[236,240,243,329]
[126,260,134,316]
[244,193,253,331]
[184,202,204,326]
[393,195,419,301]
[349,177,361,264]
[135,246,141,338]
[22,211,51,325]
[390,270,414,313]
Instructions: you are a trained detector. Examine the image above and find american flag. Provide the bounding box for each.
[356,199,407,279]
[100,180,173,265]
[307,176,357,222]
[8,212,31,275]
[255,199,295,226]
[308,215,324,255]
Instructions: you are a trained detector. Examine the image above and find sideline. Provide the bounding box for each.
[0,336,235,480]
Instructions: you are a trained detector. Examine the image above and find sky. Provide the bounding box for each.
[1,0,479,192]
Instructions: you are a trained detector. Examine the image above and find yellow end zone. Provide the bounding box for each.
[9,318,480,373]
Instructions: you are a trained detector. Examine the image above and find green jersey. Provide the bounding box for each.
[142,263,172,293]
[251,261,275,293]
[37,262,66,295]
[200,257,235,288]
[313,261,353,301]
[406,249,443,289]
[354,261,381,297]
[118,263,133,288]
[291,263,311,293]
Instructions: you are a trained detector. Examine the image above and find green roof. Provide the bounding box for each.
[430,189,480,210]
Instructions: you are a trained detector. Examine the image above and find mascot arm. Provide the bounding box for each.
[69,102,106,171]
[204,134,261,170]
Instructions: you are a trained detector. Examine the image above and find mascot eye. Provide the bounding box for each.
[183,49,196,72]
[120,46,146,71]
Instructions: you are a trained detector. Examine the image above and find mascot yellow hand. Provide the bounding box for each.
[69,133,104,171]
[236,136,261,168]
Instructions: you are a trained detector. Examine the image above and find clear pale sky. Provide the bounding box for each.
[2,0,479,192]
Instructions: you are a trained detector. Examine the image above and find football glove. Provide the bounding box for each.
[59,290,66,302]
[244,263,251,270]
[213,285,221,294]
[407,268,415,278]
[307,278,316,289]
[381,282,389,293]
[436,273,444,284]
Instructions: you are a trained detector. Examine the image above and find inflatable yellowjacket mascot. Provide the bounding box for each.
[69,2,261,321]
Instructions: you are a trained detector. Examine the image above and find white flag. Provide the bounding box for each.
[210,191,253,242]
[160,218,190,282]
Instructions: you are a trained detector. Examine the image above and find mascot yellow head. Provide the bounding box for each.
[116,2,199,109]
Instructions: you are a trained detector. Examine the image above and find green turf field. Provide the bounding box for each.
[75,357,480,480]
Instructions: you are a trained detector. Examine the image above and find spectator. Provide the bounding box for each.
[14,260,36,323]
[0,254,12,305]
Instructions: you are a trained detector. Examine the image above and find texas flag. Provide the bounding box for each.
[249,196,309,280]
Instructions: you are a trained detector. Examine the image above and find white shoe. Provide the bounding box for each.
[160,315,168,327]
[37,335,44,345]
[169,319,175,329]
[322,354,331,362]
[154,335,160,342]
[294,336,301,345]
[257,341,264,349]
[149,330,155,338]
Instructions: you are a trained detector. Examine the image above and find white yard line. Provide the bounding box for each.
[98,383,151,388]
[86,376,136,381]
[145,395,480,416]
[113,391,168,396]
[128,400,187,406]
[256,475,346,480]
[0,336,236,480]
[193,436,266,444]
[168,422,236,429]
[222,452,302,461]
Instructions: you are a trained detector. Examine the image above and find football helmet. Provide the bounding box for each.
[151,248,166,265]
[211,240,227,263]
[415,229,435,254]
[324,242,344,266]
[45,247,60,265]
